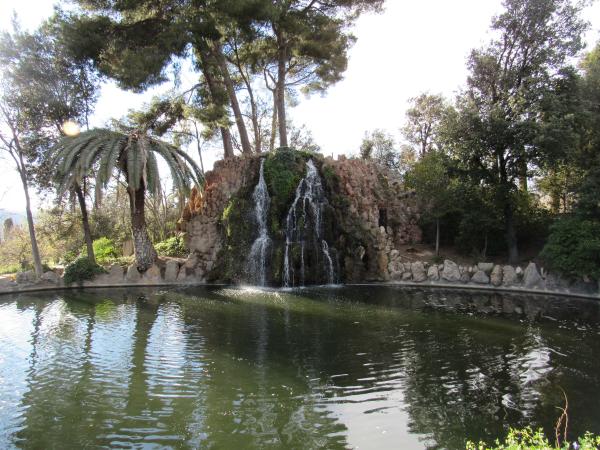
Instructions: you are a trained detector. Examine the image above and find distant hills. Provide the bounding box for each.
[0,209,26,240]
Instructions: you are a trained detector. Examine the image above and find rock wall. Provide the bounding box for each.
[179,151,422,285]
[323,156,421,282]
[179,156,260,281]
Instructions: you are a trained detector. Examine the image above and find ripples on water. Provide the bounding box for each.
[0,286,599,449]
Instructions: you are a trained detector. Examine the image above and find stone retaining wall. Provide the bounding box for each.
[387,258,599,297]
[1,258,598,299]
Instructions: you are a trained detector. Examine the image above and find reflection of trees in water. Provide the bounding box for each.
[6,287,600,449]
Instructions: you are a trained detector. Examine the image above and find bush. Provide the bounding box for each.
[90,237,119,264]
[540,217,600,280]
[155,234,187,257]
[0,263,21,275]
[63,256,106,285]
[466,427,600,449]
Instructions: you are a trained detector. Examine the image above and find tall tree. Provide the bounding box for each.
[263,0,383,147]
[359,129,399,170]
[53,129,203,271]
[0,18,100,266]
[402,93,447,157]
[0,19,99,274]
[449,0,587,264]
[61,0,262,158]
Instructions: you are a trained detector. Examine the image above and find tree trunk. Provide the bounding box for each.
[212,42,252,154]
[276,36,288,148]
[270,91,278,151]
[435,218,440,257]
[197,45,234,159]
[482,233,488,260]
[220,127,234,159]
[75,183,96,264]
[499,153,519,264]
[19,168,43,277]
[128,186,157,272]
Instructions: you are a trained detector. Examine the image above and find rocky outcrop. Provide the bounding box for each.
[179,152,422,285]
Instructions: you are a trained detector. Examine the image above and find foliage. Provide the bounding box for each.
[360,129,399,170]
[263,148,312,229]
[90,237,119,264]
[402,93,448,157]
[466,427,600,450]
[540,217,600,280]
[155,234,187,257]
[63,256,106,285]
[0,263,22,275]
[446,0,587,263]
[53,129,202,199]
[52,128,203,271]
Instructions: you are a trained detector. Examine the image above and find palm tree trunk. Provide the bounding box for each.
[75,183,95,264]
[128,186,157,272]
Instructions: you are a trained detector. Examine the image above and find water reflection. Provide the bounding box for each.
[0,286,599,449]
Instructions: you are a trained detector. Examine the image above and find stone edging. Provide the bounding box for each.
[1,279,598,301]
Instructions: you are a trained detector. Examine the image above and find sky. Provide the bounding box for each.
[1,0,599,213]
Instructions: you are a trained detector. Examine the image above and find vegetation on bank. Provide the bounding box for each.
[466,427,600,450]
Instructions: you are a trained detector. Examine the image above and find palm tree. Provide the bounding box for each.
[53,128,203,271]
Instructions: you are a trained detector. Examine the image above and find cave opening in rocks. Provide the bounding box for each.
[378,208,388,228]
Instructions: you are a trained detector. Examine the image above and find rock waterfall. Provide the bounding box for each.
[283,160,336,287]
[246,159,271,286]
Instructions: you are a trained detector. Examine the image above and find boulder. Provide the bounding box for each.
[490,265,503,286]
[441,260,461,282]
[388,261,404,280]
[477,262,494,274]
[471,270,490,284]
[184,253,198,269]
[502,265,518,286]
[142,264,162,284]
[177,268,189,283]
[16,270,36,285]
[126,264,141,282]
[107,264,124,283]
[377,252,389,280]
[460,271,471,283]
[165,260,180,282]
[523,262,543,289]
[402,271,412,281]
[411,261,427,282]
[41,271,59,284]
[427,265,440,281]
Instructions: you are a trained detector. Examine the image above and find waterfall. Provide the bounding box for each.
[247,159,271,286]
[283,160,336,287]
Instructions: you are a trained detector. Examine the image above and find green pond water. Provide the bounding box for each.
[0,286,599,449]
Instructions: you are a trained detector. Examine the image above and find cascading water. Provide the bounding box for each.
[246,159,271,286]
[283,160,336,287]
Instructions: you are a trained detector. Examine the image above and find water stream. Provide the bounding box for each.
[246,159,271,286]
[283,160,336,287]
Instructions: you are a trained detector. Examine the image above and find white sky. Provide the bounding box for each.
[1,0,599,213]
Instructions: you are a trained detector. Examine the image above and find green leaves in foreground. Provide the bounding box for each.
[466,427,600,450]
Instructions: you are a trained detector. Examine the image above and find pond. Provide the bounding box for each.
[0,286,599,449]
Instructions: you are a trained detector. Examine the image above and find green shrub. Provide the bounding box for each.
[93,237,119,263]
[155,234,187,257]
[0,263,21,275]
[540,217,600,280]
[466,427,600,449]
[63,256,106,285]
